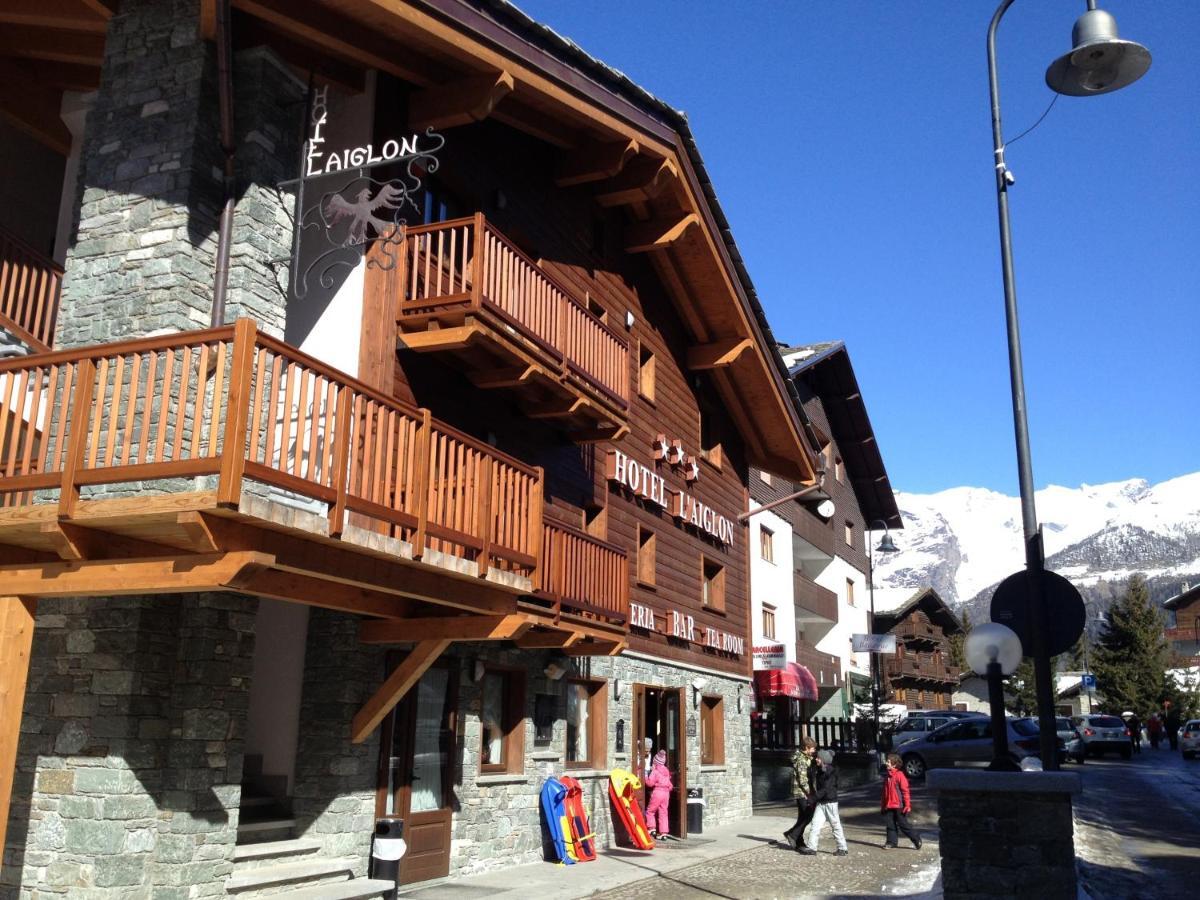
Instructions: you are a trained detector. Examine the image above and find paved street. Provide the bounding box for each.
[590,782,940,899]
[1074,747,1200,900]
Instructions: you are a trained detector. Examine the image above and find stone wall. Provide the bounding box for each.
[2,594,257,898]
[930,770,1081,900]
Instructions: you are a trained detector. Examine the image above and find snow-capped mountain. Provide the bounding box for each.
[870,472,1200,622]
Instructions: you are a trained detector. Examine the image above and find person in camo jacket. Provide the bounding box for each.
[782,737,817,851]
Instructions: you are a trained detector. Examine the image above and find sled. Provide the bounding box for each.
[559,775,596,861]
[608,768,655,850]
[540,776,574,864]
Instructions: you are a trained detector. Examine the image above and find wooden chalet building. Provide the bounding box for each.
[0,0,820,895]
[873,589,964,711]
[1164,582,1200,661]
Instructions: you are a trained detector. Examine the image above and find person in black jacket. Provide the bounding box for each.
[797,750,848,856]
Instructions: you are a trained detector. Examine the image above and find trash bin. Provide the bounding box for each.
[686,788,704,835]
[369,817,405,898]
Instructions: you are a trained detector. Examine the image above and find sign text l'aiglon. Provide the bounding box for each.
[606,449,736,546]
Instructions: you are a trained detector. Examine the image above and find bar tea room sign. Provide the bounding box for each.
[606,448,735,546]
[630,602,745,656]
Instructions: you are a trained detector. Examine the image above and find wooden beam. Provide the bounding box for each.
[0,1,110,32]
[227,568,413,619]
[0,596,36,856]
[409,70,514,131]
[233,15,365,93]
[17,60,100,92]
[526,398,586,420]
[397,323,483,353]
[351,639,450,743]
[568,423,630,444]
[176,511,220,553]
[76,0,117,17]
[594,156,678,208]
[492,104,579,150]
[563,639,625,657]
[38,522,177,561]
[469,365,537,390]
[624,213,699,254]
[359,614,531,644]
[515,630,583,649]
[0,25,105,65]
[0,61,69,155]
[0,551,273,598]
[686,338,753,371]
[200,0,218,41]
[556,139,639,188]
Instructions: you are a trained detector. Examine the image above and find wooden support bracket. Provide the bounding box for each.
[358,613,531,645]
[0,596,37,855]
[527,398,587,420]
[624,213,699,253]
[686,337,754,371]
[351,639,451,743]
[594,156,679,207]
[38,522,174,561]
[0,551,273,598]
[409,71,515,131]
[515,630,584,649]
[556,139,639,187]
[469,365,538,389]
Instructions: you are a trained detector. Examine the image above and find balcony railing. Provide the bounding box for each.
[794,572,838,623]
[0,227,61,351]
[792,510,835,559]
[0,320,544,577]
[895,620,940,644]
[397,214,629,415]
[885,657,961,684]
[795,639,841,689]
[536,520,628,626]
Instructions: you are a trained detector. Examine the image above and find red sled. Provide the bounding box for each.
[608,768,655,850]
[558,776,596,861]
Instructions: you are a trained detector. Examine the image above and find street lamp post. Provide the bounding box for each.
[986,0,1150,770]
[867,520,899,767]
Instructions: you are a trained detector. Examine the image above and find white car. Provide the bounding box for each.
[1181,719,1200,760]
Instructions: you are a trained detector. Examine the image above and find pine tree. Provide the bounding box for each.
[949,609,971,672]
[1091,575,1168,716]
[1067,630,1094,673]
[1004,656,1040,716]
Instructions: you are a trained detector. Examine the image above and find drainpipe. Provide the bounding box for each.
[211,0,235,326]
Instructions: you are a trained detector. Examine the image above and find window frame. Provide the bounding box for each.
[762,604,776,640]
[700,695,725,765]
[844,520,854,547]
[478,666,526,775]
[701,556,726,612]
[699,408,723,469]
[637,526,657,588]
[846,578,855,607]
[760,525,775,563]
[638,343,656,403]
[564,678,609,770]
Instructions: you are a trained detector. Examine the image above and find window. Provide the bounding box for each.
[480,668,525,774]
[700,695,725,765]
[702,557,725,611]
[834,458,845,482]
[844,521,854,546]
[762,604,776,639]
[638,344,656,402]
[586,295,608,324]
[846,578,856,607]
[637,526,656,587]
[760,526,774,563]
[583,504,608,540]
[565,679,608,768]
[699,408,723,468]
[759,470,772,485]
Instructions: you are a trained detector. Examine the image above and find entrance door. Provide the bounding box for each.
[632,684,687,837]
[377,661,458,883]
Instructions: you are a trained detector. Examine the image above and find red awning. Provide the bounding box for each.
[754,662,819,701]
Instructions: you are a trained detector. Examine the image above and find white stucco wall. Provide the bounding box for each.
[814,555,870,688]
[748,500,797,661]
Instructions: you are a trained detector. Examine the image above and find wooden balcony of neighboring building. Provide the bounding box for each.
[884,657,961,685]
[0,226,61,352]
[895,620,941,646]
[792,508,836,558]
[795,639,841,692]
[0,320,629,680]
[395,214,630,442]
[1165,625,1198,642]
[794,572,838,624]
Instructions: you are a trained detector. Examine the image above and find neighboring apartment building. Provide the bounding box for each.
[873,589,964,711]
[0,1,822,895]
[1164,583,1200,661]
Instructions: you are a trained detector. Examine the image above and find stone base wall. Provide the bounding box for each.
[2,593,257,898]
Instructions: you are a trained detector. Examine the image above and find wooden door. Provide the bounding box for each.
[377,661,458,884]
[632,684,687,837]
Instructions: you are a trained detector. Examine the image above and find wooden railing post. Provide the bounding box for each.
[529,465,545,585]
[217,319,257,507]
[57,359,96,520]
[412,409,433,559]
[476,456,493,579]
[471,213,486,312]
[327,385,353,538]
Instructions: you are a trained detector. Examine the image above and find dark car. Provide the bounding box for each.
[1056,716,1086,764]
[1072,714,1132,759]
[899,716,1064,779]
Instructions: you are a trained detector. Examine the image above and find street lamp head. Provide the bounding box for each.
[875,532,899,554]
[1045,8,1151,96]
[966,622,1023,676]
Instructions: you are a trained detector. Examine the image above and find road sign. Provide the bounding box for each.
[851,634,897,653]
[1081,673,1096,690]
[990,569,1086,657]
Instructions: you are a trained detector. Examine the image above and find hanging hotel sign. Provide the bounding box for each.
[851,634,897,654]
[630,602,745,656]
[752,643,787,671]
[284,84,445,300]
[606,448,735,546]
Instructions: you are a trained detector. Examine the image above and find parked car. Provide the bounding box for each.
[888,711,981,749]
[899,717,1064,779]
[1057,716,1086,764]
[1072,714,1132,759]
[1181,719,1200,760]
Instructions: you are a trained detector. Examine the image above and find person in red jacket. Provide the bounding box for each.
[880,753,922,850]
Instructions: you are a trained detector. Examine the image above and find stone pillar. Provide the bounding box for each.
[292,609,387,869]
[928,770,1082,900]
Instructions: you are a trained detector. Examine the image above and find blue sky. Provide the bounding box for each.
[517,1,1200,495]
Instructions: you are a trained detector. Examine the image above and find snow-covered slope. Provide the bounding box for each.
[872,472,1200,615]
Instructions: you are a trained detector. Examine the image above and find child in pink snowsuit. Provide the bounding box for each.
[645,749,673,838]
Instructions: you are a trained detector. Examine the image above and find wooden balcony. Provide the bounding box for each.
[795,639,841,690]
[396,214,630,441]
[895,620,941,646]
[885,657,961,685]
[0,227,61,351]
[0,321,627,654]
[794,572,838,623]
[792,509,835,559]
